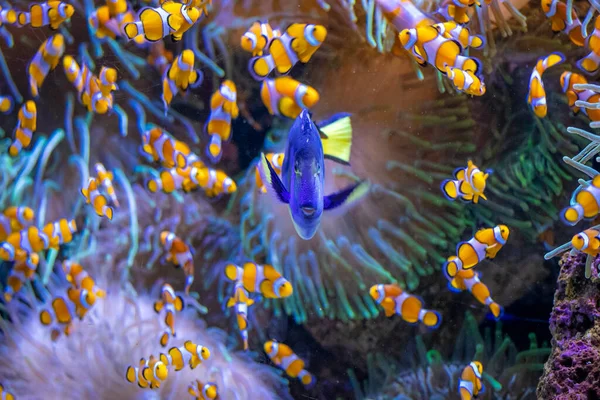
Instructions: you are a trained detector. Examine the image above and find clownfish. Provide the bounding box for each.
[153,283,184,347]
[441,160,489,203]
[241,21,281,56]
[443,225,510,278]
[369,283,442,328]
[195,167,237,197]
[0,6,17,26]
[160,231,194,294]
[398,25,481,76]
[447,269,503,319]
[459,361,485,400]
[146,160,204,194]
[43,218,77,249]
[125,355,169,389]
[446,67,486,96]
[541,0,585,47]
[260,77,320,119]
[571,228,600,256]
[28,33,65,97]
[436,0,480,24]
[184,0,212,15]
[62,260,105,296]
[255,153,284,193]
[188,380,218,400]
[123,2,202,43]
[249,23,327,80]
[4,206,35,232]
[433,21,484,51]
[63,56,118,115]
[63,55,92,95]
[205,80,239,163]
[259,111,367,240]
[0,383,14,400]
[4,254,39,302]
[81,178,114,220]
[162,49,203,112]
[0,226,49,262]
[148,41,174,75]
[95,163,119,207]
[97,67,118,96]
[561,174,600,225]
[141,126,191,169]
[226,281,254,350]
[89,1,146,46]
[10,101,37,157]
[161,340,211,371]
[39,296,76,341]
[527,52,565,118]
[67,286,102,319]
[225,262,293,299]
[578,15,600,75]
[0,96,12,114]
[560,71,600,121]
[264,340,315,387]
[17,1,74,30]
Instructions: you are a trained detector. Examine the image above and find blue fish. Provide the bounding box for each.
[259,110,369,240]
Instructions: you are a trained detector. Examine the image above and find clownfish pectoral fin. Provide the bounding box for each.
[318,113,353,165]
[174,295,184,312]
[383,307,395,317]
[153,300,164,313]
[323,180,370,211]
[259,153,291,204]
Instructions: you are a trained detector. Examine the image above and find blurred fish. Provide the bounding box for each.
[264,340,315,388]
[560,71,589,115]
[258,110,368,240]
[43,218,77,248]
[196,167,237,197]
[446,67,486,96]
[226,281,254,350]
[67,286,101,319]
[161,340,210,370]
[39,296,76,341]
[225,262,293,299]
[141,126,191,168]
[17,1,74,30]
[63,56,118,114]
[81,178,114,220]
[369,283,442,328]
[185,0,212,15]
[249,23,327,80]
[571,228,600,256]
[459,361,485,400]
[255,153,284,193]
[4,206,35,232]
[4,255,39,302]
[95,163,120,207]
[443,225,510,278]
[260,77,320,119]
[205,80,238,163]
[541,0,585,47]
[123,1,202,42]
[0,6,17,26]
[62,260,106,301]
[241,21,281,56]
[561,174,600,225]
[162,49,203,112]
[153,283,184,347]
[125,355,169,389]
[146,160,204,194]
[160,231,194,294]
[10,101,37,157]
[447,269,503,319]
[433,21,485,50]
[148,41,174,75]
[0,96,12,114]
[527,52,565,118]
[0,383,14,400]
[0,226,49,262]
[436,0,479,24]
[577,15,600,74]
[89,0,145,46]
[188,380,218,400]
[441,160,489,203]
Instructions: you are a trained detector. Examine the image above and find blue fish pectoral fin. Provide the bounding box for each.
[324,180,370,211]
[259,153,290,204]
[318,113,352,165]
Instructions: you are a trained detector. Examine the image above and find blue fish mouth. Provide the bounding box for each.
[301,207,316,217]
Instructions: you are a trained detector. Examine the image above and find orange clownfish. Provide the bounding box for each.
[188,380,218,400]
[560,71,591,115]
[146,160,204,194]
[225,262,293,299]
[443,225,510,278]
[433,21,484,51]
[255,153,284,193]
[63,56,118,115]
[527,52,565,118]
[162,49,203,112]
[436,0,480,24]
[0,226,49,262]
[63,55,93,96]
[446,67,486,96]
[94,163,119,207]
[160,231,194,294]
[4,254,39,302]
[241,21,280,56]
[398,25,481,76]
[369,284,442,328]
[125,355,169,389]
[81,178,114,220]
[66,286,103,319]
[148,41,174,75]
[561,174,600,225]
[447,269,503,319]
[249,23,327,80]
[0,6,17,26]
[123,1,202,43]
[153,283,184,347]
[43,218,77,249]
[260,77,320,119]
[441,160,489,203]
[4,206,35,232]
[541,0,585,47]
[194,167,237,197]
[459,361,485,400]
[0,96,13,114]
[571,228,600,256]
[28,33,65,97]
[39,296,76,341]
[161,340,211,371]
[17,1,74,30]
[10,101,37,157]
[205,80,239,163]
[0,383,15,400]
[578,15,600,75]
[141,126,191,169]
[264,340,315,387]
[226,281,254,350]
[62,260,105,297]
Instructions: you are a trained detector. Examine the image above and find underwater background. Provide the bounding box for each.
[2,0,600,398]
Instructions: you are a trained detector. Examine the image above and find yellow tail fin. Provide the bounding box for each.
[319,114,352,165]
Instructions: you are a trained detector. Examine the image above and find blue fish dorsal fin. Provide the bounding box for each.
[324,180,369,210]
[259,153,290,204]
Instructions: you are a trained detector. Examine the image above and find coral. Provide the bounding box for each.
[538,252,600,398]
